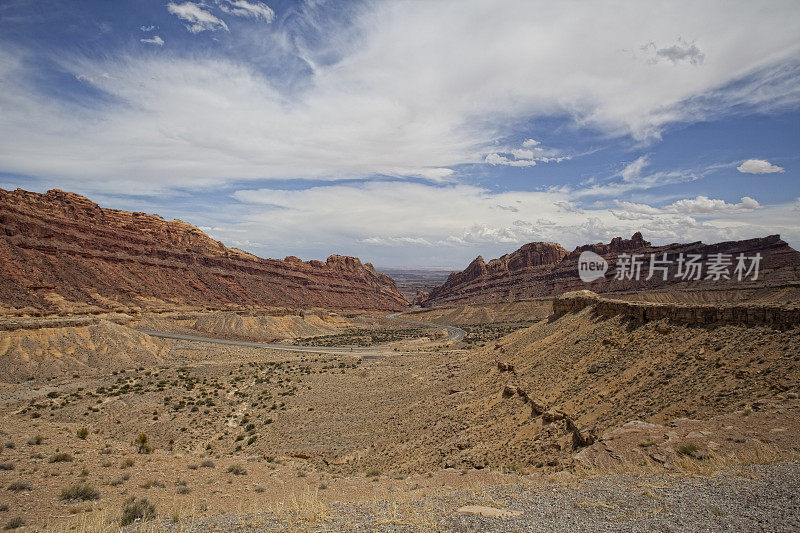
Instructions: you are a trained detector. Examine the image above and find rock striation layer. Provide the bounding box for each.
[419,232,800,307]
[553,290,800,329]
[0,188,408,314]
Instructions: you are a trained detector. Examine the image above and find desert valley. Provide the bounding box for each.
[0,188,798,531]
[2,2,800,530]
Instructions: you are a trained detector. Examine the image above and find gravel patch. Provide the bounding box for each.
[128,462,800,532]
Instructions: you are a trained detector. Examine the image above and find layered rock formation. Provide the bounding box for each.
[419,232,800,307]
[0,188,408,315]
[553,290,800,329]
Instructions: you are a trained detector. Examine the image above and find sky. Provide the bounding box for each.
[0,0,798,268]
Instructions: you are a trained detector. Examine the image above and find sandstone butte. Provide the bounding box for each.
[419,232,800,307]
[0,188,409,315]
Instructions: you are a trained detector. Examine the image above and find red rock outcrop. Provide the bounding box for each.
[419,233,800,307]
[0,188,408,314]
[422,242,569,306]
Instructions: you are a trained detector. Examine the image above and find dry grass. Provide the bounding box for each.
[572,441,800,479]
[373,492,440,531]
[271,487,330,529]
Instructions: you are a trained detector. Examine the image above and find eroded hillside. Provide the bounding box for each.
[358,294,800,473]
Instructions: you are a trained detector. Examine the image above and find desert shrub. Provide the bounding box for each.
[49,452,73,463]
[176,486,191,495]
[3,517,24,530]
[3,442,14,450]
[139,479,165,489]
[76,428,89,440]
[365,468,381,477]
[502,462,519,473]
[134,433,152,454]
[60,483,100,501]
[6,481,32,492]
[187,463,198,470]
[26,435,43,446]
[247,435,257,445]
[676,442,699,457]
[226,464,247,475]
[0,463,13,471]
[200,459,215,468]
[120,457,135,468]
[120,497,155,526]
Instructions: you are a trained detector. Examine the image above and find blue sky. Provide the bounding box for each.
[1,0,798,268]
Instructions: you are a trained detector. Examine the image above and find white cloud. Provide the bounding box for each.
[1,2,799,192]
[221,180,799,264]
[167,2,228,33]
[574,156,698,197]
[485,153,536,167]
[230,182,578,252]
[667,195,759,214]
[75,72,113,83]
[218,0,275,22]
[736,159,785,174]
[621,155,649,182]
[140,36,165,46]
[554,201,584,214]
[140,25,157,32]
[613,195,760,217]
[485,139,569,168]
[613,200,662,215]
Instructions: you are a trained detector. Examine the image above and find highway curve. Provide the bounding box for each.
[136,312,466,357]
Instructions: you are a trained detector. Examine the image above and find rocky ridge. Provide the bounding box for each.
[419,232,800,307]
[553,290,800,328]
[0,188,408,315]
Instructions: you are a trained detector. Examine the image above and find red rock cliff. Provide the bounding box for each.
[0,188,408,314]
[423,241,569,305]
[419,233,800,307]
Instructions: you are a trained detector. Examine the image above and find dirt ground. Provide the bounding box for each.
[0,300,798,531]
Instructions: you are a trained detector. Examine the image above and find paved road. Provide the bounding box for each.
[385,312,467,342]
[135,312,466,356]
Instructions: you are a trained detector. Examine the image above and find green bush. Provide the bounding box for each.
[76,427,89,440]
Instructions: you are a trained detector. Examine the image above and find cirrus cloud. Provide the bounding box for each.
[140,35,164,46]
[218,0,275,22]
[167,2,228,33]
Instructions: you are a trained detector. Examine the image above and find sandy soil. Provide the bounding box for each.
[0,301,798,531]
